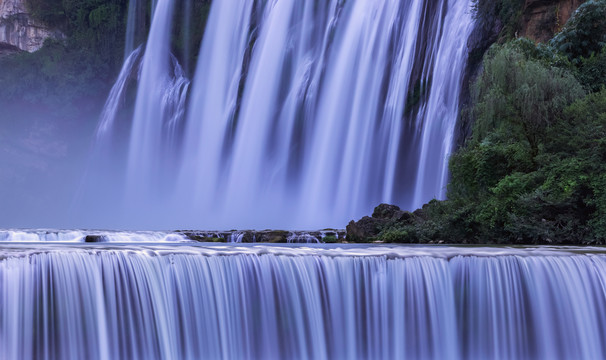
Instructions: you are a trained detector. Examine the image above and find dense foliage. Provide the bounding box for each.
[376,2,606,244]
[550,0,606,63]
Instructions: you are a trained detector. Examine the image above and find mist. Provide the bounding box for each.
[0,104,98,229]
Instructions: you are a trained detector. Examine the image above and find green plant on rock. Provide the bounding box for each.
[322,235,338,243]
[550,0,606,65]
[378,227,414,243]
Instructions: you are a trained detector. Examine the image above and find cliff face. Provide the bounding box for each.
[520,0,585,42]
[0,0,61,53]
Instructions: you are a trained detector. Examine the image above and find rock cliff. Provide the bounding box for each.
[0,0,61,53]
[520,0,585,42]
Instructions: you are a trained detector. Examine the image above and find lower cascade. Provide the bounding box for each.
[2,244,605,359]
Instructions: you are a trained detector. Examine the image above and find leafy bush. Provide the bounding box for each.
[470,42,584,157]
[379,227,415,243]
[577,48,606,92]
[552,90,606,241]
[444,43,604,244]
[550,0,606,64]
[322,235,338,243]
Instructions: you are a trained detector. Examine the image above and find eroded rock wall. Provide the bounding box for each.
[520,0,585,42]
[0,0,61,53]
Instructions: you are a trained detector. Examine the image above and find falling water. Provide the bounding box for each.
[286,232,322,243]
[97,46,143,138]
[126,0,176,201]
[92,0,475,230]
[2,244,605,359]
[411,0,474,208]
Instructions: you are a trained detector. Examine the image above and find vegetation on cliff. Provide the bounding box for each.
[0,0,209,121]
[350,0,606,244]
[0,0,128,116]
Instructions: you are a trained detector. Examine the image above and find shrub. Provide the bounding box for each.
[577,48,606,92]
[550,0,606,64]
[471,43,584,157]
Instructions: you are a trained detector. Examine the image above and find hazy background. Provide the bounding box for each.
[0,0,210,230]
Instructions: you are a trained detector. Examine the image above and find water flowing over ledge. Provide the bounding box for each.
[0,229,345,243]
[0,230,190,243]
[1,244,606,359]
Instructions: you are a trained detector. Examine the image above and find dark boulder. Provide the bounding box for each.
[372,204,402,219]
[84,235,106,243]
[346,216,380,243]
[256,230,290,243]
[347,204,415,242]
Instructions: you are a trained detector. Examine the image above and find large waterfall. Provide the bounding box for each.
[2,244,606,359]
[88,0,475,230]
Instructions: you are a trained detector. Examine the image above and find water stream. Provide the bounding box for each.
[91,0,475,230]
[1,244,605,359]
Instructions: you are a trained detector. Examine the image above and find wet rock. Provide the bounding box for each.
[256,230,289,243]
[346,216,379,243]
[178,229,346,243]
[347,204,416,242]
[372,204,402,220]
[84,235,106,243]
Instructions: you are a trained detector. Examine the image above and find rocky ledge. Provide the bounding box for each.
[0,40,18,56]
[0,0,62,52]
[178,229,346,243]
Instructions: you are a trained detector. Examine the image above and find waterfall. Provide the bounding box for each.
[97,46,143,138]
[126,0,180,206]
[411,0,474,208]
[2,245,605,359]
[91,0,474,230]
[0,230,189,242]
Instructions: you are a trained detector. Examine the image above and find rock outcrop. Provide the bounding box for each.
[0,0,61,53]
[346,204,414,243]
[520,0,585,43]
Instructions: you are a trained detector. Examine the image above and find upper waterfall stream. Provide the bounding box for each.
[86,0,475,230]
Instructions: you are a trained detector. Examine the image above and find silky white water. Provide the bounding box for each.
[89,0,475,230]
[1,244,605,359]
[0,230,189,243]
